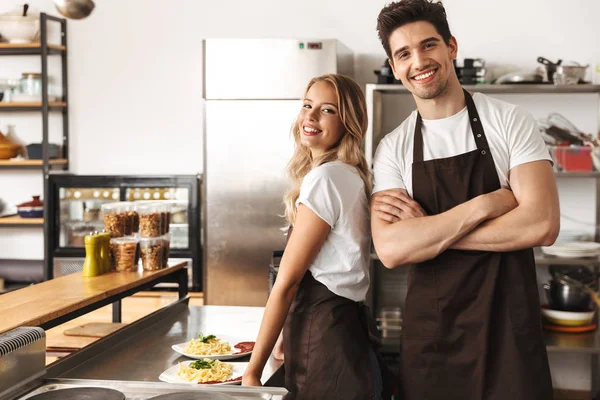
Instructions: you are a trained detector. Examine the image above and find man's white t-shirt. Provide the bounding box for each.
[373,92,553,196]
[296,161,370,302]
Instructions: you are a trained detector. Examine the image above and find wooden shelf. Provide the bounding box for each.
[0,159,67,168]
[0,102,67,111]
[0,216,43,227]
[0,42,66,55]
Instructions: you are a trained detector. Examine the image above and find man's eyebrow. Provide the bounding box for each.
[392,36,441,59]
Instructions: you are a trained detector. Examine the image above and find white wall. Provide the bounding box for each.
[0,0,599,390]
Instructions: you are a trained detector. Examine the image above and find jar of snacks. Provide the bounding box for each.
[160,203,172,234]
[138,203,162,238]
[139,237,164,271]
[102,203,127,238]
[161,233,171,267]
[110,237,139,272]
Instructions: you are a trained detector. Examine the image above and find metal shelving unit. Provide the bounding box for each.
[0,13,69,292]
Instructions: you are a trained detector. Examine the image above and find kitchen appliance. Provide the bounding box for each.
[203,38,353,306]
[45,174,202,291]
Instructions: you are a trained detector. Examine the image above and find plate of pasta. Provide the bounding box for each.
[172,333,255,360]
[159,359,247,385]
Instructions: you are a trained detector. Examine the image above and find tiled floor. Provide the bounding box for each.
[45,291,204,365]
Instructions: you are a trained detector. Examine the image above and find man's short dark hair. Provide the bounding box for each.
[377,0,452,59]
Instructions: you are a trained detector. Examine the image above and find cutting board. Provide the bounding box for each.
[63,322,125,338]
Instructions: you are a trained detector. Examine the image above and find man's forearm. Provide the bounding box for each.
[452,204,559,252]
[374,196,488,268]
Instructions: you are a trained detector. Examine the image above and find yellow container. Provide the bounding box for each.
[82,234,102,277]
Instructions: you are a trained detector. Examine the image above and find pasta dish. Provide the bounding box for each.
[177,359,233,383]
[184,333,232,355]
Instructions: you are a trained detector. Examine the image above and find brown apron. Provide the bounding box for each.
[401,89,553,400]
[283,268,391,399]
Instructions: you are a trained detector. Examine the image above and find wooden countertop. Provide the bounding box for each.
[0,262,186,335]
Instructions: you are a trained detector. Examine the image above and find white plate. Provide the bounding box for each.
[541,242,600,258]
[172,336,254,360]
[159,361,247,385]
[546,241,600,251]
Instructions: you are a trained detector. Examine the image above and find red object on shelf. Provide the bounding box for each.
[543,323,597,333]
[552,146,593,172]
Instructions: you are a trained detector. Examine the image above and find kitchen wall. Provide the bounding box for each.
[1,0,599,390]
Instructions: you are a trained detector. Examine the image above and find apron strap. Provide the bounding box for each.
[413,89,492,163]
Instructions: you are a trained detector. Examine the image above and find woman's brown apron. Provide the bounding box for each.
[400,89,553,400]
[282,225,392,399]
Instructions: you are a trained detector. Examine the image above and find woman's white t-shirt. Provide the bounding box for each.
[296,161,370,302]
[373,93,553,196]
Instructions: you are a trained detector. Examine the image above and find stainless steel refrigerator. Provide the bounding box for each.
[203,38,353,306]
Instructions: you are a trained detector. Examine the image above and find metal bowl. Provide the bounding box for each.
[543,280,591,311]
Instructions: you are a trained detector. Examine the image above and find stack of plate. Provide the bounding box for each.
[556,230,589,243]
[541,241,600,258]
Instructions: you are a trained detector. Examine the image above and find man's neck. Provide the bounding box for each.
[414,77,466,120]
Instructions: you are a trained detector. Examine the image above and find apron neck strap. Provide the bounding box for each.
[413,89,490,163]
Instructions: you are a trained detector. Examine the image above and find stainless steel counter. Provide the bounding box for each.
[47,300,283,385]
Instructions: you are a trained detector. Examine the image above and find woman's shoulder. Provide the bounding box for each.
[305,161,361,184]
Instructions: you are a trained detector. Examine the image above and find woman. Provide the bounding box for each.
[242,74,385,399]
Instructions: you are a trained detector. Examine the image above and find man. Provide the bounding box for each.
[371,1,560,399]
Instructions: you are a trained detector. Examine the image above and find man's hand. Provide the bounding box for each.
[371,189,427,223]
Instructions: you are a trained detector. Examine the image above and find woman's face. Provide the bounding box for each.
[297,81,344,157]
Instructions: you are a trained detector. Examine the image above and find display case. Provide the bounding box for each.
[44,174,202,291]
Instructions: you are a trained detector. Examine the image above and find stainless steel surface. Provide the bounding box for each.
[204,100,297,305]
[204,39,353,305]
[15,380,287,400]
[52,303,282,385]
[203,39,353,100]
[0,327,46,399]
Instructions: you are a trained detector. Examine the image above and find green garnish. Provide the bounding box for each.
[197,334,216,343]
[189,359,216,370]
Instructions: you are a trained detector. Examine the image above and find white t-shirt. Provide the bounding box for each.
[373,92,553,197]
[296,161,370,302]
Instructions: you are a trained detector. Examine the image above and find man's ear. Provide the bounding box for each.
[448,36,458,60]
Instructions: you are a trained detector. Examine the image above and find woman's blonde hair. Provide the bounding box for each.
[284,74,372,226]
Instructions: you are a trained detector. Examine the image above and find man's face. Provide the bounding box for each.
[387,21,457,100]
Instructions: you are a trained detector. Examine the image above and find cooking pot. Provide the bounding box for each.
[554,64,589,85]
[537,57,562,83]
[543,279,591,311]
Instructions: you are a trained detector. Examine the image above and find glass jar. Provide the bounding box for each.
[20,73,42,96]
[19,73,58,98]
